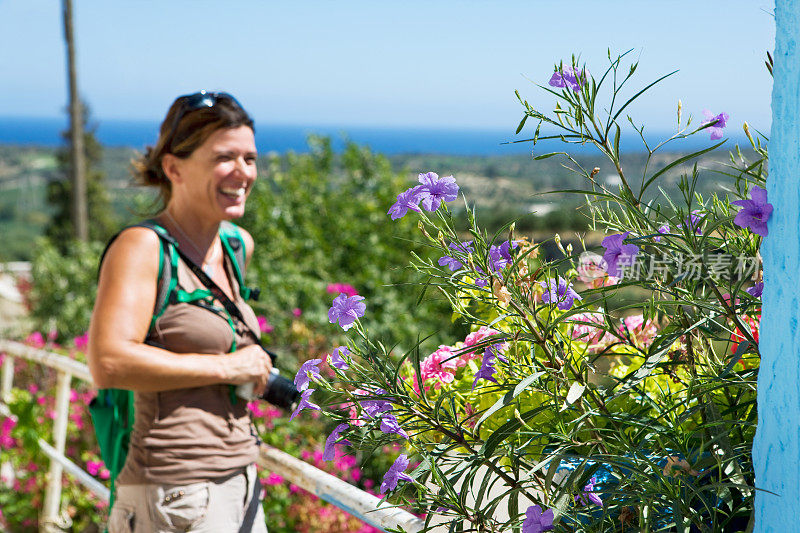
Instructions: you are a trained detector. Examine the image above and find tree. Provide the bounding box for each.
[44,102,117,248]
[62,0,88,241]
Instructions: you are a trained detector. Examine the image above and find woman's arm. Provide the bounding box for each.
[87,227,271,392]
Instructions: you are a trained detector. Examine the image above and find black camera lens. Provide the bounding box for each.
[262,373,301,410]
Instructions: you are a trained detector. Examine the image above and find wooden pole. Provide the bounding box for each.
[62,0,88,241]
[754,2,800,530]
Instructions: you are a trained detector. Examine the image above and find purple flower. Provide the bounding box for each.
[474,278,488,288]
[289,389,320,421]
[732,186,772,237]
[379,414,409,439]
[323,423,351,461]
[702,110,729,140]
[549,66,587,93]
[488,240,517,273]
[575,476,603,506]
[522,504,554,533]
[294,358,322,391]
[361,390,393,419]
[388,186,424,220]
[746,282,764,299]
[381,454,413,493]
[654,224,670,243]
[329,346,350,370]
[539,277,582,311]
[601,232,639,278]
[328,293,366,331]
[472,344,505,389]
[684,210,705,235]
[417,172,459,211]
[438,241,474,271]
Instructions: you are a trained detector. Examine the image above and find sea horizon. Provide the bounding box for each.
[0,116,754,156]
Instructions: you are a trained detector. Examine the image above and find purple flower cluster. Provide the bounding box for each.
[732,186,772,237]
[329,346,351,370]
[388,172,459,220]
[653,223,670,243]
[381,454,413,493]
[438,241,475,271]
[290,389,320,420]
[575,476,603,506]
[746,282,764,299]
[472,343,507,389]
[702,110,729,140]
[294,358,322,391]
[684,210,705,235]
[328,293,366,331]
[601,232,639,278]
[322,423,351,461]
[489,240,517,273]
[539,277,582,311]
[549,66,587,93]
[522,505,554,533]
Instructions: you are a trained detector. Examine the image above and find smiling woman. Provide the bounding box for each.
[87,91,273,533]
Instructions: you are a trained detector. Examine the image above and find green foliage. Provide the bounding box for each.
[307,52,764,532]
[44,102,118,249]
[28,239,104,341]
[242,136,465,360]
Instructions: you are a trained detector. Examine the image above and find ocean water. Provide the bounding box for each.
[0,116,749,156]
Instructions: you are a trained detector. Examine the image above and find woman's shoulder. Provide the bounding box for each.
[99,225,163,282]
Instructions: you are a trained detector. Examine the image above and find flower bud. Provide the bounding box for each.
[418,221,433,241]
[743,122,755,148]
[677,99,682,126]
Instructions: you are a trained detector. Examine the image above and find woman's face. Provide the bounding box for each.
[170,125,257,221]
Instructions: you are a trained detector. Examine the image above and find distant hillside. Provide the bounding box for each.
[0,142,757,261]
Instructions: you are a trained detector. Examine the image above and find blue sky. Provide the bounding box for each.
[0,0,774,133]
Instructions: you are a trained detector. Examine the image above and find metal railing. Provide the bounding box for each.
[0,340,424,532]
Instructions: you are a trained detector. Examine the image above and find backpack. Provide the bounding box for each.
[88,219,260,509]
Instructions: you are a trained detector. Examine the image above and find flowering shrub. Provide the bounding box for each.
[0,331,393,532]
[291,53,767,532]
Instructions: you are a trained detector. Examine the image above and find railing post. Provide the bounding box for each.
[1,354,13,402]
[41,370,72,532]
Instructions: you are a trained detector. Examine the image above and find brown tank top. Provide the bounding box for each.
[116,248,261,485]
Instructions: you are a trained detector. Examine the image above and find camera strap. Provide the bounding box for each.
[167,233,275,361]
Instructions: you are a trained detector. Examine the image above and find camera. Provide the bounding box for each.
[235,348,300,410]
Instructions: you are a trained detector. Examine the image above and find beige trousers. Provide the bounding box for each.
[108,464,268,533]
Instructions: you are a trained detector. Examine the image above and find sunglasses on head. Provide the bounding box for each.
[167,90,244,148]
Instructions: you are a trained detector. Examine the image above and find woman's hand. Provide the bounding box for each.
[226,344,274,396]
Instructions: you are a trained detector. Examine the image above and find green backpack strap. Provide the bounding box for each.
[219,220,260,302]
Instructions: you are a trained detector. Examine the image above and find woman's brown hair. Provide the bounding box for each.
[132,92,255,206]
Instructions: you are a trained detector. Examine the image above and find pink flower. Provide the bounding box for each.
[417,344,465,391]
[1,418,17,447]
[86,460,103,476]
[619,315,658,349]
[577,252,619,288]
[256,316,274,334]
[263,472,284,486]
[292,308,302,318]
[326,283,359,298]
[25,332,45,348]
[99,468,110,480]
[27,384,39,395]
[73,333,89,351]
[569,312,614,349]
